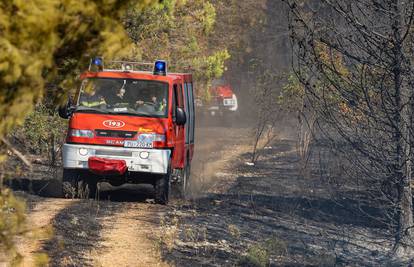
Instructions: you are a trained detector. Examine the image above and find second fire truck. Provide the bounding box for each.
[195,78,238,121]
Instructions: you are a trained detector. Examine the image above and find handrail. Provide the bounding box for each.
[104,61,154,72]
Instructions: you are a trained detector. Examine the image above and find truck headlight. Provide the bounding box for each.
[139,151,150,159]
[69,129,94,138]
[79,148,89,156]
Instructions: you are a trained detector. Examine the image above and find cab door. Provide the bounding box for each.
[183,80,195,162]
[171,83,185,168]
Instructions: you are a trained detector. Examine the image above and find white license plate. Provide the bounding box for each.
[124,140,153,148]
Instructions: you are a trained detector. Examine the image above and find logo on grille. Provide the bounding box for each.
[103,120,125,128]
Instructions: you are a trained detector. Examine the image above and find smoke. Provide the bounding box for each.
[224,1,292,124]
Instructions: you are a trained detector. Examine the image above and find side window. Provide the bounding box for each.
[184,82,189,112]
[177,84,184,108]
[184,82,190,143]
[188,82,195,143]
[173,84,178,119]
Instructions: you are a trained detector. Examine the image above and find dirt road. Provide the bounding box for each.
[11,124,408,266]
[13,126,252,267]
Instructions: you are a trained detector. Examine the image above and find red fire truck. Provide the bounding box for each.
[195,78,238,121]
[58,58,195,204]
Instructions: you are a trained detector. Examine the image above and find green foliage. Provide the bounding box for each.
[124,0,228,96]
[278,73,305,112]
[13,104,67,156]
[239,244,269,267]
[193,49,230,81]
[0,0,153,263]
[197,2,216,33]
[33,253,50,267]
[0,0,153,138]
[239,236,287,267]
[0,188,26,264]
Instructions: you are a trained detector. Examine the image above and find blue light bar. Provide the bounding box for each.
[93,57,103,66]
[90,57,104,72]
[154,60,167,75]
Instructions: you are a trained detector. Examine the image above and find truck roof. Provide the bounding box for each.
[80,71,192,83]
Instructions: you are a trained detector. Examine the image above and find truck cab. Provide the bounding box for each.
[59,59,195,204]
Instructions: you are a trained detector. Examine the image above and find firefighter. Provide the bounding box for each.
[106,82,130,108]
[79,83,106,108]
[157,97,167,112]
[135,96,166,112]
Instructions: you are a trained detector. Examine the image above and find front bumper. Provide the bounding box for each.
[63,144,171,174]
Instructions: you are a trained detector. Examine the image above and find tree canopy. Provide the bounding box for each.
[0,0,152,138]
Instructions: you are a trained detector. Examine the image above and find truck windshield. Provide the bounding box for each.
[77,78,169,118]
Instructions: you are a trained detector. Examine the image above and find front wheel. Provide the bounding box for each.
[180,161,191,199]
[155,163,171,205]
[155,174,170,205]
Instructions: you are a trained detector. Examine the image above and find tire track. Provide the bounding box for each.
[15,196,74,266]
[89,202,169,267]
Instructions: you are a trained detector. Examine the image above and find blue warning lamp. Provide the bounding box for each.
[93,57,103,66]
[154,60,167,76]
[90,57,104,71]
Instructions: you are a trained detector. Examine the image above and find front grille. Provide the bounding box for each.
[95,129,137,138]
[95,150,132,157]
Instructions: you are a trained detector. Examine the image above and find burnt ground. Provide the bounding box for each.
[159,139,412,267]
[5,126,414,266]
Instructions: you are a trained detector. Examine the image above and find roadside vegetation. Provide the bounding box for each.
[0,0,266,264]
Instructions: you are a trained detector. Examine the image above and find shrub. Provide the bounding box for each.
[12,104,67,164]
[239,236,287,267]
[0,188,27,264]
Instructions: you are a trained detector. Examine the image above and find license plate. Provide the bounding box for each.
[124,140,153,148]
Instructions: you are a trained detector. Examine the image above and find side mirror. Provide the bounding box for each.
[175,107,187,125]
[58,98,74,119]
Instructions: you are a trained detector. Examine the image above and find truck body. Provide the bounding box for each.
[196,80,238,119]
[60,60,195,204]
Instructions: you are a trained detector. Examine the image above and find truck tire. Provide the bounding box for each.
[155,165,171,205]
[181,160,191,199]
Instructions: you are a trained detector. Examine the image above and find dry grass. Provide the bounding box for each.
[157,216,180,252]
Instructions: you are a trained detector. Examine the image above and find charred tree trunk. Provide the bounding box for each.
[392,0,414,249]
[287,0,414,250]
